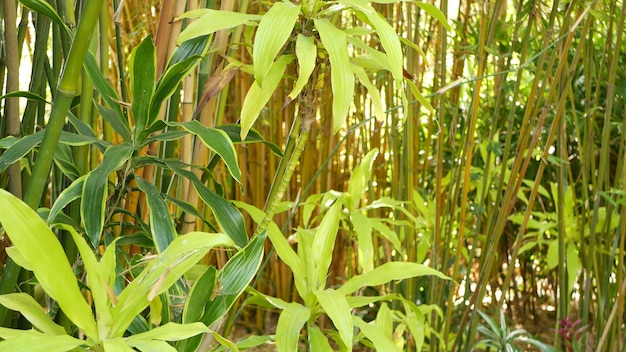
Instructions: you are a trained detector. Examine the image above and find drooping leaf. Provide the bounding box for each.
[308,325,333,351]
[0,329,86,351]
[148,55,203,126]
[275,302,310,352]
[312,201,342,288]
[314,289,353,349]
[0,190,98,339]
[337,262,451,296]
[352,65,385,121]
[176,120,241,184]
[135,176,177,253]
[347,148,379,210]
[84,52,127,127]
[353,315,401,352]
[96,104,132,142]
[129,36,156,137]
[47,176,85,225]
[18,0,71,35]
[286,34,317,105]
[0,130,44,173]
[193,65,240,120]
[125,322,210,342]
[0,293,65,336]
[253,2,300,85]
[176,9,261,44]
[352,212,374,273]
[0,90,50,104]
[314,19,355,133]
[110,232,235,337]
[82,142,134,247]
[240,55,293,141]
[216,124,283,156]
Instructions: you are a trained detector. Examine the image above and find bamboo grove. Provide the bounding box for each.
[0,0,624,351]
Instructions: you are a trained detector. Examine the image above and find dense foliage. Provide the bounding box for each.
[0,0,624,351]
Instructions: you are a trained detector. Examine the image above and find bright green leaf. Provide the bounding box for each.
[129,36,156,137]
[315,289,353,349]
[0,293,65,336]
[286,34,317,104]
[312,202,342,289]
[176,9,261,44]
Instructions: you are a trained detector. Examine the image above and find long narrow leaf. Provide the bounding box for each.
[253,2,300,85]
[0,293,65,336]
[129,36,156,137]
[135,176,177,253]
[0,190,98,339]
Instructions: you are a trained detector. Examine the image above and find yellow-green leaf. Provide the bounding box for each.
[253,2,300,85]
[275,302,310,352]
[314,19,355,133]
[312,202,342,289]
[176,9,261,44]
[286,35,317,104]
[406,78,434,111]
[240,55,293,141]
[315,289,353,350]
[0,293,65,336]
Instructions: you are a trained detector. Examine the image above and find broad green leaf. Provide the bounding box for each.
[183,266,217,324]
[0,329,86,352]
[53,143,80,180]
[84,52,126,129]
[233,201,307,297]
[82,143,134,247]
[341,0,402,81]
[286,35,317,104]
[414,2,451,30]
[314,19,355,133]
[96,104,132,142]
[402,301,425,351]
[406,78,434,111]
[308,325,333,351]
[153,158,247,247]
[375,303,393,339]
[148,55,203,126]
[177,120,241,184]
[181,234,265,351]
[337,262,450,296]
[176,9,261,44]
[216,124,283,156]
[62,225,113,333]
[110,232,235,337]
[352,212,374,273]
[353,316,401,352]
[240,55,292,141]
[202,233,265,326]
[129,36,156,137]
[275,302,310,352]
[347,148,379,210]
[0,130,44,173]
[126,322,209,342]
[125,339,176,352]
[352,65,385,121]
[253,2,300,85]
[103,338,135,351]
[315,289,353,350]
[19,0,71,35]
[0,293,65,336]
[0,190,98,339]
[168,36,210,67]
[312,202,342,288]
[135,176,177,253]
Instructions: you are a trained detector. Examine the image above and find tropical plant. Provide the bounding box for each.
[473,310,554,352]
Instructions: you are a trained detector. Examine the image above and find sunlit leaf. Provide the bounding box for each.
[176,9,261,44]
[253,2,300,86]
[275,302,310,352]
[353,315,401,352]
[312,201,342,289]
[19,0,71,35]
[0,329,86,351]
[240,55,292,141]
[352,65,385,121]
[0,293,65,336]
[315,289,353,349]
[314,19,354,133]
[286,34,317,105]
[0,190,98,339]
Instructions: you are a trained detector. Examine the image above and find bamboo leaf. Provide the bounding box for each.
[177,120,241,185]
[148,55,203,126]
[0,293,65,336]
[18,0,71,35]
[253,2,300,85]
[353,316,401,352]
[275,302,310,352]
[216,124,283,156]
[135,176,177,253]
[126,322,209,342]
[0,190,98,339]
[84,52,126,127]
[286,34,317,105]
[176,9,261,44]
[110,232,235,337]
[352,65,385,121]
[96,104,132,143]
[129,36,156,137]
[47,175,85,224]
[352,212,374,273]
[240,55,292,141]
[312,201,342,288]
[414,2,451,30]
[314,19,354,133]
[337,262,450,296]
[0,329,86,352]
[347,148,379,210]
[308,325,333,351]
[0,130,44,173]
[314,289,353,349]
[82,143,134,247]
[406,78,434,111]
